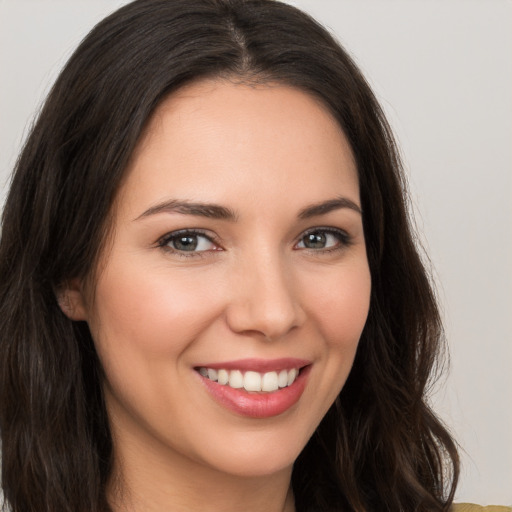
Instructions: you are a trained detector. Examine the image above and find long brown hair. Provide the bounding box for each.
[0,1,458,510]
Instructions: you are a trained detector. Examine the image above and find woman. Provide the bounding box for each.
[0,0,496,510]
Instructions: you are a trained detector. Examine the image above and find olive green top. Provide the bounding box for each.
[452,505,512,512]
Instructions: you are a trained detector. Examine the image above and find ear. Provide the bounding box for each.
[55,278,89,321]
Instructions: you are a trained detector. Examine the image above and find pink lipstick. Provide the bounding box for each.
[195,358,311,419]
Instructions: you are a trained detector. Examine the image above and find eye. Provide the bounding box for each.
[158,230,218,254]
[295,228,350,251]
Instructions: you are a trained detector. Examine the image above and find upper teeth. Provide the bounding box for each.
[198,367,299,393]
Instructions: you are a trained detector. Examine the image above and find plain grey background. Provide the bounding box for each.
[0,0,511,505]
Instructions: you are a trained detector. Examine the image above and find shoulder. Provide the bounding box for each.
[452,504,512,512]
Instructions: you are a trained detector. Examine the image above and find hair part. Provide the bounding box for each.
[0,1,458,511]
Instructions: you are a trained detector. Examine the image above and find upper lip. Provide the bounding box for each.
[194,358,311,373]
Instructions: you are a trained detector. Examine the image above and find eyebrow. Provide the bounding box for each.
[135,199,238,221]
[135,196,361,222]
[298,196,362,219]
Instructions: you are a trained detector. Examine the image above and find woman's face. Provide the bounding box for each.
[72,80,371,480]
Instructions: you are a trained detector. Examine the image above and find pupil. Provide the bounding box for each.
[175,235,197,251]
[305,232,326,248]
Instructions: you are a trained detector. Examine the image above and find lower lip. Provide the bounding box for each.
[198,366,311,419]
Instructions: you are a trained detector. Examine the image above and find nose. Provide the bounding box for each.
[225,252,305,341]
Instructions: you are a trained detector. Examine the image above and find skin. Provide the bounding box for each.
[64,80,371,512]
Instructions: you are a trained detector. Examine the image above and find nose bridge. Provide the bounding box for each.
[226,246,303,340]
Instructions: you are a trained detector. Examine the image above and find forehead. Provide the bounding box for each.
[120,79,359,215]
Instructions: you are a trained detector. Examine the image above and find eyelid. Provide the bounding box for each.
[155,226,352,257]
[294,226,352,250]
[156,228,222,256]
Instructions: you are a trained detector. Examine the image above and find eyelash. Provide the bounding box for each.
[156,227,352,258]
[157,229,220,259]
[296,227,352,253]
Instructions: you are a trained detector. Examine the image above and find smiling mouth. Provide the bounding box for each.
[195,361,311,418]
[197,367,299,393]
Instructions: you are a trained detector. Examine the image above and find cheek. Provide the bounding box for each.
[283,260,371,436]
[306,263,371,349]
[308,261,371,399]
[85,262,226,431]
[88,263,223,358]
